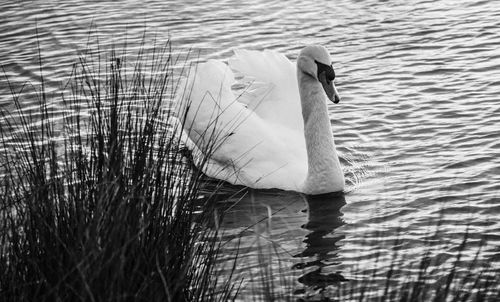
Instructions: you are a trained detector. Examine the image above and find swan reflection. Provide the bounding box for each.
[294,192,347,289]
[213,189,348,295]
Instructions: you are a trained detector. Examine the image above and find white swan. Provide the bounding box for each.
[176,45,344,194]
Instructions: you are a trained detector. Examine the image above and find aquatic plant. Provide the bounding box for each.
[0,34,238,301]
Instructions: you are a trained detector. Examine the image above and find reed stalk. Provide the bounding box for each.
[0,34,237,302]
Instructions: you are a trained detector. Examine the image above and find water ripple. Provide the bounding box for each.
[1,0,500,298]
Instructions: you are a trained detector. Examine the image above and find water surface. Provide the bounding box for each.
[1,0,500,300]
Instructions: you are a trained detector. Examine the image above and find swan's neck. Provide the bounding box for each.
[298,71,345,194]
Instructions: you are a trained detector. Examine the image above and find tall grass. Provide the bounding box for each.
[0,35,238,301]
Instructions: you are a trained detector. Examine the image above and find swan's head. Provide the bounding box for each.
[297,45,341,103]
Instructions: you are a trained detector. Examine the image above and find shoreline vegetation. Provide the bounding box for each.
[1,31,499,301]
[0,35,239,301]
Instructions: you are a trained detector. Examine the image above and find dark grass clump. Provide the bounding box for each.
[0,35,238,301]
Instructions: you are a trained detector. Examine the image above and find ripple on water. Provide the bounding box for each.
[1,0,500,299]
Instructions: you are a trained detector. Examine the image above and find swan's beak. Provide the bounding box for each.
[332,83,341,104]
[319,72,341,104]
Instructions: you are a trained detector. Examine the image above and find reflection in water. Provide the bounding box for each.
[295,193,348,289]
[214,188,349,295]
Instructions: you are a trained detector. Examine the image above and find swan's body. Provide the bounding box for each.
[176,45,344,194]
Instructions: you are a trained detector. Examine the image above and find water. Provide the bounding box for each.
[1,0,500,299]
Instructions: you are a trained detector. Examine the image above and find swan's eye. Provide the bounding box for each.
[327,64,336,82]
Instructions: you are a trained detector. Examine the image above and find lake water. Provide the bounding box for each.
[1,0,500,300]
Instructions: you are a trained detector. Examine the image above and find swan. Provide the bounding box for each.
[176,45,345,194]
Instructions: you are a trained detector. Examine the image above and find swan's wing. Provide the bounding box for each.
[176,58,307,190]
[176,59,244,152]
[229,49,304,133]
